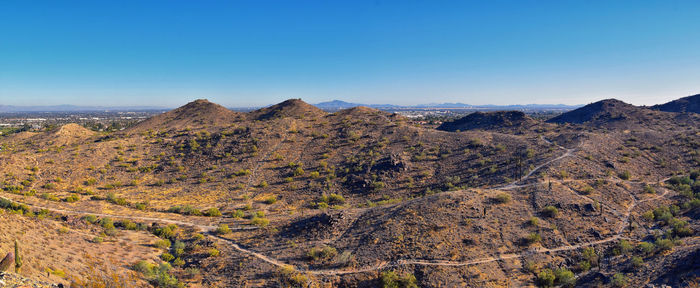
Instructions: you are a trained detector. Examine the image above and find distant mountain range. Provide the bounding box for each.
[0,104,166,113]
[313,100,581,111]
[3,94,698,113]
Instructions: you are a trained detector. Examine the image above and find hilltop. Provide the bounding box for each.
[128,99,242,132]
[652,93,700,114]
[437,111,539,132]
[546,98,700,130]
[249,98,326,120]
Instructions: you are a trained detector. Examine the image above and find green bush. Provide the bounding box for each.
[582,247,598,266]
[160,252,175,262]
[380,270,418,288]
[526,233,542,244]
[215,224,231,235]
[528,217,539,226]
[172,258,185,267]
[307,246,337,261]
[655,238,673,252]
[637,241,655,255]
[251,217,270,227]
[542,206,559,218]
[631,256,644,268]
[494,192,511,204]
[618,171,631,180]
[554,268,575,287]
[100,217,115,230]
[64,194,80,203]
[83,215,98,224]
[536,269,555,287]
[120,219,138,230]
[611,273,628,288]
[643,185,656,194]
[155,239,171,249]
[203,207,222,217]
[231,210,245,218]
[263,195,277,204]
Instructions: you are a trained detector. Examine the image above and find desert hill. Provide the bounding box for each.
[249,98,326,120]
[437,111,538,132]
[547,98,700,130]
[128,99,242,132]
[652,93,700,114]
[0,97,698,287]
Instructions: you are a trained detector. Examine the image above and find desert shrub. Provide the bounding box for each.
[526,233,542,244]
[155,239,171,249]
[234,169,252,176]
[207,248,220,257]
[133,261,157,277]
[577,260,591,272]
[203,207,222,217]
[536,269,555,287]
[631,256,644,268]
[258,181,268,188]
[637,241,655,255]
[528,217,539,226]
[542,206,559,218]
[293,167,305,176]
[494,192,511,204]
[100,217,115,230]
[643,185,656,194]
[172,258,185,267]
[309,171,320,179]
[160,252,175,262]
[215,224,231,235]
[615,239,633,255]
[83,215,98,224]
[64,194,80,203]
[553,268,575,287]
[618,171,631,180]
[154,225,176,239]
[251,217,270,227]
[655,238,673,252]
[167,205,202,216]
[380,270,418,288]
[120,219,138,230]
[307,246,338,261]
[231,210,245,218]
[582,247,598,266]
[611,273,628,287]
[135,202,148,210]
[580,185,594,195]
[263,195,277,204]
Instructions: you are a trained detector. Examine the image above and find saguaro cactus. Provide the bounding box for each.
[14,240,22,273]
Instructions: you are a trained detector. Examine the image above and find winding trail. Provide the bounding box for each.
[0,136,674,276]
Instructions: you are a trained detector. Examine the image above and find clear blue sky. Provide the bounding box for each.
[1,1,700,107]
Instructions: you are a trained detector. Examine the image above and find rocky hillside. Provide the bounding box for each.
[652,93,700,114]
[0,97,697,287]
[437,111,539,133]
[547,98,700,130]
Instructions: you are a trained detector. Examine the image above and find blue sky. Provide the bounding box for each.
[1,1,700,107]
